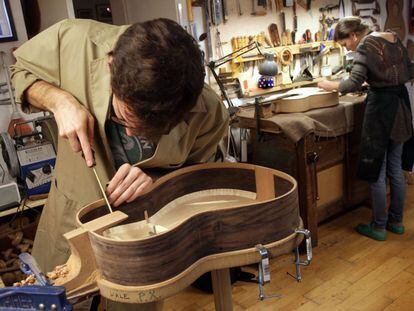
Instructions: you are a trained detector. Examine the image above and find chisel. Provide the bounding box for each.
[92,165,113,213]
[83,150,113,213]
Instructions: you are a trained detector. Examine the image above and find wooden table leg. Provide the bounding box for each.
[296,135,318,246]
[211,268,233,311]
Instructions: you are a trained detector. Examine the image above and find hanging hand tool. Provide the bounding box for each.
[236,0,243,15]
[222,0,228,23]
[268,23,281,46]
[319,12,327,41]
[292,1,297,44]
[297,0,311,10]
[252,0,267,15]
[186,0,197,38]
[280,11,286,33]
[275,0,281,11]
[325,16,339,28]
[261,31,273,47]
[305,29,312,43]
[215,28,225,59]
[319,3,339,13]
[285,30,292,45]
[369,16,380,31]
[299,32,306,44]
[327,28,334,41]
[352,0,380,17]
[204,0,213,59]
[280,10,287,45]
[338,0,345,16]
[211,0,223,25]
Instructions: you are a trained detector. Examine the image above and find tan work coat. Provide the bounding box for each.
[11,19,229,272]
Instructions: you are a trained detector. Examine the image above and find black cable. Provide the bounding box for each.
[8,196,24,227]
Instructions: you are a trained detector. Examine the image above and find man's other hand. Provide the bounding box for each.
[106,163,153,207]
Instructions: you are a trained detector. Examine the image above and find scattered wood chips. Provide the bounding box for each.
[13,264,69,287]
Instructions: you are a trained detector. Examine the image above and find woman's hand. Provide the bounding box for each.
[318,80,340,91]
[106,164,153,207]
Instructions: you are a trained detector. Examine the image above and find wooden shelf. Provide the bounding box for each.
[0,198,46,218]
[233,41,341,64]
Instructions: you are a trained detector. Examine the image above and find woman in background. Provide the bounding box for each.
[318,16,414,241]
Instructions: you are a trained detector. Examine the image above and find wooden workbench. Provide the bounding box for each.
[0,197,46,218]
[237,94,370,246]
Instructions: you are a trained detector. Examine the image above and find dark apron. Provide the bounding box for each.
[402,136,414,171]
[357,84,413,182]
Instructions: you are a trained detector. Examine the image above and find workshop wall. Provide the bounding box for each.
[37,0,72,31]
[208,0,413,59]
[0,0,413,132]
[208,0,387,76]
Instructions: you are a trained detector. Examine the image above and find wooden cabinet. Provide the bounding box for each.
[244,98,370,246]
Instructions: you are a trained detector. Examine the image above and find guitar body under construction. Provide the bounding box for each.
[272,87,338,113]
[55,163,305,304]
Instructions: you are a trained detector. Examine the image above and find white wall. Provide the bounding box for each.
[110,0,128,25]
[0,0,28,133]
[37,0,71,31]
[0,0,29,183]
[0,0,27,59]
[0,0,73,133]
[111,0,184,24]
[126,0,176,23]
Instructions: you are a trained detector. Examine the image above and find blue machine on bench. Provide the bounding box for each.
[0,253,72,310]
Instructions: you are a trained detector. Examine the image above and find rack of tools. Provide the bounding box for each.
[229,40,343,97]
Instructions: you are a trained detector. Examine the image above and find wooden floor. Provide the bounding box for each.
[164,184,414,311]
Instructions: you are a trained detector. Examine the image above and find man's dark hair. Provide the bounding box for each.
[110,18,205,139]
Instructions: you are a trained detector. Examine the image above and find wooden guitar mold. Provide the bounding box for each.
[384,0,405,40]
[57,163,303,303]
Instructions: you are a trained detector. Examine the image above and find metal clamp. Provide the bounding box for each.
[255,244,281,301]
[19,252,51,286]
[287,229,313,282]
[307,151,320,201]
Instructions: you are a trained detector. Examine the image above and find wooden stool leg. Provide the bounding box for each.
[211,268,233,311]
